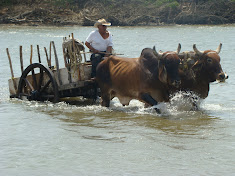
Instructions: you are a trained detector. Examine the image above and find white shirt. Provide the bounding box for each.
[86,30,113,51]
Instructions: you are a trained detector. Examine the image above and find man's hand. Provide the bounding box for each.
[93,49,100,54]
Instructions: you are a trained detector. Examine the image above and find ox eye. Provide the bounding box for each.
[207,58,213,63]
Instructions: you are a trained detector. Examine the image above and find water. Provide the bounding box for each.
[0,24,235,175]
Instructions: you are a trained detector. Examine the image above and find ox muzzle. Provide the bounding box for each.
[217,72,229,82]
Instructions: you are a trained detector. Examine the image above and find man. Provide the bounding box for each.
[85,18,113,78]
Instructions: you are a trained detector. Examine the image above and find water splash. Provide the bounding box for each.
[169,91,202,111]
[4,90,233,120]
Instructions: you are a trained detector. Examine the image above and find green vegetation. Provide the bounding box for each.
[0,0,16,6]
[0,0,233,7]
[147,0,179,8]
[0,0,234,25]
[0,0,181,10]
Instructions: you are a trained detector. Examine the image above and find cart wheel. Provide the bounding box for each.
[18,63,59,103]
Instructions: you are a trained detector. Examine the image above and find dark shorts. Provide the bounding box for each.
[90,52,105,78]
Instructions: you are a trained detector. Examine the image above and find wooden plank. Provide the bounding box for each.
[58,80,93,91]
[8,78,20,96]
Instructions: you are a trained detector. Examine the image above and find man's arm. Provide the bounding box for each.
[85,41,99,53]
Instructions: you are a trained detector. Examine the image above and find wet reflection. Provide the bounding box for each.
[134,112,217,135]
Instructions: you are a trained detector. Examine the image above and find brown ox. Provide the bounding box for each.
[171,43,228,104]
[96,44,182,113]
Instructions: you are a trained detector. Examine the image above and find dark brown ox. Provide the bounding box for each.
[171,43,228,101]
[96,44,182,113]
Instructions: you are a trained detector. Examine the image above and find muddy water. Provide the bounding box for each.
[0,24,235,175]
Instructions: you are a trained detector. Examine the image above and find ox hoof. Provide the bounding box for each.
[155,108,161,114]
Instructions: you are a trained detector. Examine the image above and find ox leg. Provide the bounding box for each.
[92,82,98,103]
[140,93,161,113]
[101,93,110,107]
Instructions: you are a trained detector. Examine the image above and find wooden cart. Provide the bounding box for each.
[7,33,97,103]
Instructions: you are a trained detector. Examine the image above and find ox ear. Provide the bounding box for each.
[158,64,168,84]
[215,43,222,54]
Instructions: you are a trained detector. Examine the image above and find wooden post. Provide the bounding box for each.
[6,48,17,91]
[37,45,41,63]
[52,41,62,85]
[62,47,67,68]
[72,33,81,80]
[49,42,52,66]
[29,45,37,89]
[83,48,87,62]
[30,45,33,64]
[19,46,24,73]
[44,47,51,67]
[6,48,15,79]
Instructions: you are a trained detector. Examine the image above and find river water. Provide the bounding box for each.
[0,24,235,175]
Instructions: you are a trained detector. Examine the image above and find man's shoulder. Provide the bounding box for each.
[90,30,98,35]
[88,30,99,38]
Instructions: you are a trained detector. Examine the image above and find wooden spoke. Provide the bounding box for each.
[40,79,52,93]
[23,78,34,91]
[38,68,44,91]
[31,69,37,90]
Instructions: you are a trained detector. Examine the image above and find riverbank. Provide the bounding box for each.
[0,0,234,26]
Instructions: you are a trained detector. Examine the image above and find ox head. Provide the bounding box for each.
[192,43,228,82]
[153,44,181,88]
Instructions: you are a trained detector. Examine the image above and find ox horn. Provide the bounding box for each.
[153,46,161,57]
[193,44,203,55]
[176,43,181,54]
[215,43,222,54]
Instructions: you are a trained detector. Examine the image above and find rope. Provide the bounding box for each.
[62,38,85,75]
[178,51,198,80]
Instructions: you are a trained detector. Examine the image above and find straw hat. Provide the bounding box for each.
[94,18,111,28]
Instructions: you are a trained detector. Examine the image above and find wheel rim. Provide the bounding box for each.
[18,63,59,103]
